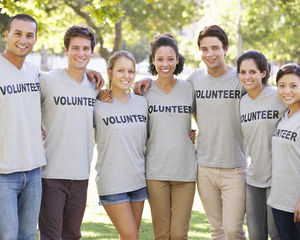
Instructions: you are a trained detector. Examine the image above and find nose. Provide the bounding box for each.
[245,73,251,79]
[162,59,168,66]
[206,49,214,56]
[19,34,27,43]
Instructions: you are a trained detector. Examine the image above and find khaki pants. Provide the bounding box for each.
[147,180,195,240]
[197,165,247,240]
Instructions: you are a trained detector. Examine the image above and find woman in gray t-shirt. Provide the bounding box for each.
[144,34,196,239]
[268,64,300,240]
[94,51,148,240]
[237,50,285,240]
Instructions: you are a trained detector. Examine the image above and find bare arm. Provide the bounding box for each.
[133,78,152,95]
[294,197,300,222]
[86,69,105,89]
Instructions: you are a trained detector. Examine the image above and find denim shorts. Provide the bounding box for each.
[99,186,148,206]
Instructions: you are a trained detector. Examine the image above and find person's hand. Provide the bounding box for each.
[189,129,196,144]
[133,78,152,95]
[294,197,300,222]
[41,129,46,141]
[98,89,113,103]
[86,69,105,89]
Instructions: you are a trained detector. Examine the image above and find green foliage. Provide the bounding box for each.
[241,0,300,64]
[0,0,203,61]
[122,36,149,63]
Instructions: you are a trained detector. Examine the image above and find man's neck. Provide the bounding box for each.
[65,67,85,83]
[207,64,232,78]
[1,51,25,70]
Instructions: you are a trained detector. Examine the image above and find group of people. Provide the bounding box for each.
[0,12,300,240]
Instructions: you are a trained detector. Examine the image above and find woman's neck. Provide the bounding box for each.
[111,87,130,103]
[155,76,176,94]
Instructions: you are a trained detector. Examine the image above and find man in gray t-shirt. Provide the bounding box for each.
[0,14,46,239]
[38,26,99,239]
[188,25,247,240]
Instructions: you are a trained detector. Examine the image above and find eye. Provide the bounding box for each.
[129,70,135,74]
[26,33,34,39]
[278,84,284,88]
[249,70,257,74]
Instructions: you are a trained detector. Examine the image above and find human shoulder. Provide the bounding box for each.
[187,68,205,81]
[131,93,147,104]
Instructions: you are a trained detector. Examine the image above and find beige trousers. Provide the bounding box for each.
[147,180,196,240]
[197,165,247,240]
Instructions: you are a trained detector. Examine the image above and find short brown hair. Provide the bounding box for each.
[64,25,96,51]
[197,25,228,50]
[7,14,38,34]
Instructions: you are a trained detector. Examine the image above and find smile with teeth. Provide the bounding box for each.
[244,81,255,85]
[161,69,170,73]
[16,44,27,49]
[120,80,130,85]
[206,58,216,62]
[74,57,86,62]
[282,95,293,100]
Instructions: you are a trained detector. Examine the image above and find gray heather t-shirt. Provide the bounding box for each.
[0,56,46,173]
[268,110,300,213]
[187,68,246,168]
[240,87,287,187]
[144,79,197,181]
[94,94,147,196]
[40,68,98,180]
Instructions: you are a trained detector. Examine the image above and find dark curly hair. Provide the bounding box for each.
[237,50,271,85]
[148,33,184,76]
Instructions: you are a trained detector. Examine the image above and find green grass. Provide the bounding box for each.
[80,209,212,240]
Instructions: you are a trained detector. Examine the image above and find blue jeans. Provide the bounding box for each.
[272,207,300,240]
[246,184,279,240]
[0,168,42,240]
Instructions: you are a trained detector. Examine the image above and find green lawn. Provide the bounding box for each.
[81,207,212,240]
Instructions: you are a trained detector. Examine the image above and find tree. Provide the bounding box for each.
[0,0,204,63]
[241,0,300,64]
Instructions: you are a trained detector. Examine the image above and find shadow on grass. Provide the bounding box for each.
[81,210,211,240]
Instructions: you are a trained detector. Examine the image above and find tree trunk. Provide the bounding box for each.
[99,19,122,62]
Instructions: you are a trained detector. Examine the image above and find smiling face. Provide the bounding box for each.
[5,19,37,59]
[153,46,178,80]
[239,58,266,94]
[108,56,135,91]
[277,74,300,108]
[64,36,93,71]
[199,36,227,72]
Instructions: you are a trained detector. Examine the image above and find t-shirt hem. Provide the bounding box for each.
[246,180,271,188]
[0,162,46,174]
[42,175,89,180]
[146,176,196,182]
[98,183,147,196]
[197,162,247,168]
[267,201,294,213]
